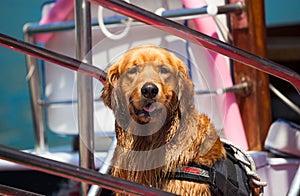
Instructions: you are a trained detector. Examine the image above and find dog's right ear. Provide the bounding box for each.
[101,63,119,108]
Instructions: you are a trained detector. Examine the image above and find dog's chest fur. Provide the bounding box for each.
[110,109,225,195]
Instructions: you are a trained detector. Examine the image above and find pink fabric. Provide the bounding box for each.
[35,0,74,43]
[182,0,248,149]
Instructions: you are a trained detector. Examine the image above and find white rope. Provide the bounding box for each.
[221,138,267,194]
[207,4,218,16]
[26,66,35,81]
[204,0,233,43]
[154,7,166,16]
[97,0,133,40]
[213,16,232,42]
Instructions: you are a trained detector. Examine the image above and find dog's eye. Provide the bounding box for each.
[159,66,170,74]
[128,67,138,74]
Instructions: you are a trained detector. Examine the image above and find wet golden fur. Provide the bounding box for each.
[101,45,226,195]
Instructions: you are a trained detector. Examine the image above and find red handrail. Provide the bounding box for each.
[0,33,106,85]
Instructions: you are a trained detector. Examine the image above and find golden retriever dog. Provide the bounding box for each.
[101,45,254,195]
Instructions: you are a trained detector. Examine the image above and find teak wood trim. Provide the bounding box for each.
[230,0,272,150]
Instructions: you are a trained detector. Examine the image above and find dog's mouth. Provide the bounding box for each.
[134,102,159,116]
[130,100,162,124]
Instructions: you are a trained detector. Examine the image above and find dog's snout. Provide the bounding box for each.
[141,83,158,98]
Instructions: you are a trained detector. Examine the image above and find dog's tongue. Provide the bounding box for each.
[143,104,156,113]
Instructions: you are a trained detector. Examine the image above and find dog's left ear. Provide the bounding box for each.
[176,59,190,80]
[176,60,195,114]
[101,63,119,108]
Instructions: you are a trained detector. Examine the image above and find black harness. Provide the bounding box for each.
[167,144,252,196]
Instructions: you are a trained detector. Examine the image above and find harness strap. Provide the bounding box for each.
[169,163,215,185]
[222,145,239,195]
[168,163,243,195]
[214,158,240,195]
[167,144,251,196]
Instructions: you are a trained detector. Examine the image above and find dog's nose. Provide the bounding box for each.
[141,83,158,98]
